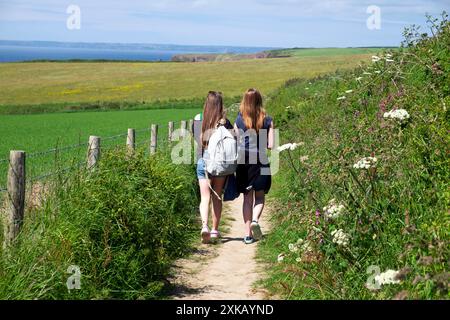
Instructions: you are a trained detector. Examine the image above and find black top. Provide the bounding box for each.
[235,113,273,163]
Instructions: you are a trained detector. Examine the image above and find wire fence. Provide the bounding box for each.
[0,120,186,195]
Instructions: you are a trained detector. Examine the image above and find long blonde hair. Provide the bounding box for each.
[240,88,266,132]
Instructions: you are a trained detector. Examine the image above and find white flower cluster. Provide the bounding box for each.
[372,54,394,63]
[383,109,410,122]
[297,238,313,253]
[277,142,304,152]
[277,253,285,263]
[375,269,401,285]
[323,199,345,219]
[372,55,381,63]
[353,157,378,169]
[331,229,350,247]
[289,239,313,255]
[288,243,299,253]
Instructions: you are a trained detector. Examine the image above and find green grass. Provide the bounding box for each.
[0,52,376,111]
[268,47,388,58]
[258,14,449,300]
[0,149,200,299]
[0,108,201,189]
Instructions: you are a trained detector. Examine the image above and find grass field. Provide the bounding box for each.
[0,48,383,188]
[269,47,386,57]
[0,108,200,189]
[0,52,376,109]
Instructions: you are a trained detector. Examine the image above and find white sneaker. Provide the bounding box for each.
[251,221,263,240]
[201,226,211,244]
[210,230,221,243]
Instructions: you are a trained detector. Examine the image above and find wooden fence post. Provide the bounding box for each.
[87,136,100,170]
[168,121,174,143]
[180,120,187,138]
[4,150,26,246]
[127,128,135,153]
[150,124,158,154]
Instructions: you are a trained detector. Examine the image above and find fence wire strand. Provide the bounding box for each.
[1,122,184,190]
[28,142,88,159]
[29,160,86,183]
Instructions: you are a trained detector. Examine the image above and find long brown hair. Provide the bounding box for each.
[240,88,266,132]
[201,91,224,147]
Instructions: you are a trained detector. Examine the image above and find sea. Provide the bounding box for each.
[0,41,274,62]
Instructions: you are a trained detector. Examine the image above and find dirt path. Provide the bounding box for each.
[170,195,271,300]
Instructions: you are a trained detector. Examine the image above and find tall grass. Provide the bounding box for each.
[0,149,199,299]
[259,13,449,300]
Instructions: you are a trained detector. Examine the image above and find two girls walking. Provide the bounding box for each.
[195,89,274,245]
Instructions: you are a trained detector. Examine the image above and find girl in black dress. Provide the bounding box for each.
[234,89,274,244]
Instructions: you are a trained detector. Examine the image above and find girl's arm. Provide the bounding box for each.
[268,120,275,150]
[233,123,240,139]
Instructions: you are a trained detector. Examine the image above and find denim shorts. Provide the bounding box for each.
[197,158,207,180]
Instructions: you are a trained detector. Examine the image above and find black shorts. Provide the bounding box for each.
[236,163,272,194]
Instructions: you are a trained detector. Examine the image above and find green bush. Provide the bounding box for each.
[259,13,449,300]
[0,149,199,299]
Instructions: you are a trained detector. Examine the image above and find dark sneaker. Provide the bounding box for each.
[244,236,255,244]
[251,221,263,240]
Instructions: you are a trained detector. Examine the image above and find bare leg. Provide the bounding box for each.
[199,179,211,227]
[253,191,265,222]
[243,190,254,237]
[211,177,226,231]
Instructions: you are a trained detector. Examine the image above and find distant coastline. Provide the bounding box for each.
[0,40,276,63]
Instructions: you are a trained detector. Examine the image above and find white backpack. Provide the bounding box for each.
[204,125,238,177]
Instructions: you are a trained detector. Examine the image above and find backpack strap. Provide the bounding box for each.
[204,170,223,201]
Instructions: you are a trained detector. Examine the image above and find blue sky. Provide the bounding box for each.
[0,0,448,47]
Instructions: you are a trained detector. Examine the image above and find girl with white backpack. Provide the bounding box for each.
[194,91,234,244]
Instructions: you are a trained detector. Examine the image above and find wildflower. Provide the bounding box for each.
[356,77,363,82]
[353,157,378,169]
[337,96,346,101]
[323,199,345,219]
[372,56,381,62]
[301,240,313,253]
[277,253,285,262]
[383,109,410,122]
[288,243,298,253]
[345,90,353,94]
[277,144,292,152]
[277,142,303,152]
[375,270,401,285]
[331,229,350,247]
[296,257,302,263]
[290,142,304,151]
